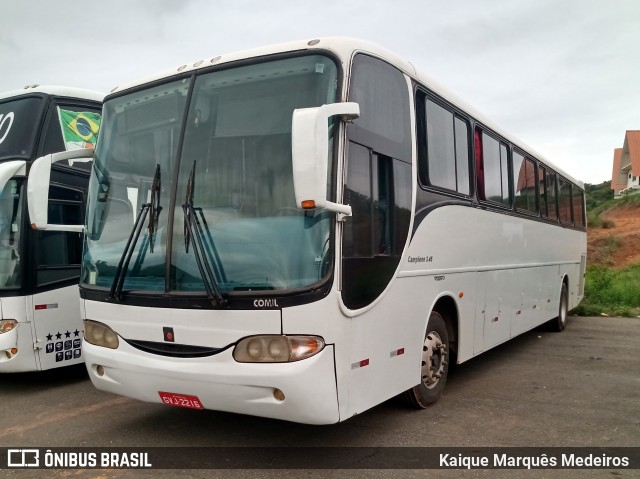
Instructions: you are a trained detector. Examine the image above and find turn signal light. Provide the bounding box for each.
[301,200,316,209]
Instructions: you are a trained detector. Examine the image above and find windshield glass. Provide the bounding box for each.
[0,97,44,160]
[0,179,24,289]
[82,54,339,295]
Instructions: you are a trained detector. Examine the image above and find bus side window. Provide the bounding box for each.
[573,186,585,227]
[342,53,412,310]
[538,167,548,217]
[36,185,84,287]
[513,152,538,214]
[558,177,572,224]
[39,103,102,158]
[342,144,411,309]
[479,130,511,207]
[419,97,470,195]
[544,169,558,220]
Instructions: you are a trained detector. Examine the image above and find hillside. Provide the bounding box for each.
[586,181,640,268]
[589,203,640,267]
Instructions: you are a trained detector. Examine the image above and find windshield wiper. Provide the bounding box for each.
[182,161,227,306]
[108,164,160,301]
[148,164,161,253]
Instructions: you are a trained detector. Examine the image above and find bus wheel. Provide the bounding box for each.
[402,311,449,409]
[548,283,568,332]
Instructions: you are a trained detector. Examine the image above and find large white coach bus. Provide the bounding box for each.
[0,85,102,372]
[30,38,586,423]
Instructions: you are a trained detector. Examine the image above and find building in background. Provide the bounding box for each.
[612,130,640,198]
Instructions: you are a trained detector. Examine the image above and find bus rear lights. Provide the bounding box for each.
[0,320,17,334]
[233,335,325,363]
[84,320,119,349]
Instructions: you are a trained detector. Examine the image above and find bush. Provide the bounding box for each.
[601,218,616,229]
[575,264,640,317]
[587,212,602,228]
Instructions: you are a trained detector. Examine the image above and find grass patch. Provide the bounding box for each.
[573,264,640,317]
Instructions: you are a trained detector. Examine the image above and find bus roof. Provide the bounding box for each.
[0,85,104,103]
[107,37,583,188]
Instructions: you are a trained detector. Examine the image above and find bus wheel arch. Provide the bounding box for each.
[401,295,458,409]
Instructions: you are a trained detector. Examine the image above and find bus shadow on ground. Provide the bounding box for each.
[0,363,88,395]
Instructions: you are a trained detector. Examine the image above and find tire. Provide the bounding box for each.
[548,283,568,332]
[402,311,449,409]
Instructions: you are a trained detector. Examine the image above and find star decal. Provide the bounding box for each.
[55,332,62,340]
[46,333,53,341]
[65,331,71,338]
[74,329,80,337]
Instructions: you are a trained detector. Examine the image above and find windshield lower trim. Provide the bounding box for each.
[80,280,332,310]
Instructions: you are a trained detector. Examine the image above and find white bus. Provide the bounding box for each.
[30,38,586,423]
[0,85,102,372]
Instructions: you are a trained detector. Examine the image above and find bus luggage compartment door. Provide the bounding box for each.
[32,285,84,370]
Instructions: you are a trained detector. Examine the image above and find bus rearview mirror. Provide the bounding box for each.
[291,102,359,216]
[27,148,94,232]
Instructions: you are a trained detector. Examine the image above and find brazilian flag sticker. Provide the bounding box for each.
[58,108,102,150]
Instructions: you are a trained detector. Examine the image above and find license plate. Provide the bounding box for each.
[158,391,204,410]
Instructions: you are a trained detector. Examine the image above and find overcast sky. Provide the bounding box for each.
[1,0,638,184]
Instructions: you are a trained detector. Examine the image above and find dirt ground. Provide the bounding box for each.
[588,203,640,267]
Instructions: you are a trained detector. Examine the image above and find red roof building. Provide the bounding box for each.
[612,130,640,198]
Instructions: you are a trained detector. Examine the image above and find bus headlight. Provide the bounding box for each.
[84,320,119,349]
[233,335,324,363]
[0,320,17,334]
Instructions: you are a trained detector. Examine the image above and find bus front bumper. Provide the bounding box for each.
[83,339,340,425]
[0,322,38,372]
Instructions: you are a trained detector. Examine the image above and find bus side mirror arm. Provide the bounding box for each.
[27,148,94,232]
[291,102,359,217]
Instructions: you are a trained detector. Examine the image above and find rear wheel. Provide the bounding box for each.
[548,283,568,332]
[402,311,449,409]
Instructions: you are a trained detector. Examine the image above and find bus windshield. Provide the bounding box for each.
[82,54,339,296]
[0,178,24,289]
[0,97,44,161]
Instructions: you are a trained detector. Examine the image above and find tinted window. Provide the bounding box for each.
[425,100,456,190]
[573,187,585,227]
[513,152,537,213]
[37,186,84,286]
[343,56,412,309]
[342,144,411,309]
[0,97,43,160]
[349,54,411,162]
[558,177,572,224]
[420,98,470,194]
[0,179,24,289]
[538,167,548,217]
[544,170,558,220]
[454,117,470,195]
[41,104,102,156]
[481,131,510,206]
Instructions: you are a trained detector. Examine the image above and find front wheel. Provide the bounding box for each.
[402,311,449,409]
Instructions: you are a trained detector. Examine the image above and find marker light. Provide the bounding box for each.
[301,200,316,209]
[273,388,286,401]
[84,320,119,349]
[233,335,325,363]
[0,320,17,334]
